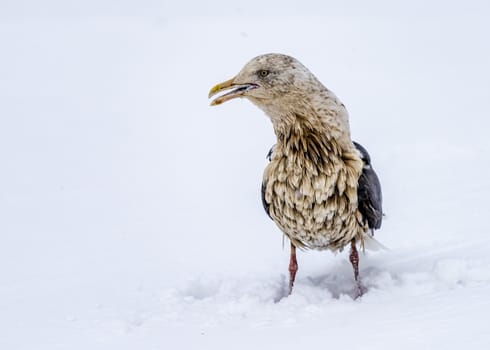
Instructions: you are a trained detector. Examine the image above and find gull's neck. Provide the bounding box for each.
[253,88,353,150]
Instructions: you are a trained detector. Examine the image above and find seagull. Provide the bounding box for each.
[209,53,382,296]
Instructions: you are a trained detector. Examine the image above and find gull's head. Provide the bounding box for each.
[208,53,317,106]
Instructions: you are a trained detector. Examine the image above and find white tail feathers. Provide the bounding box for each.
[362,233,388,252]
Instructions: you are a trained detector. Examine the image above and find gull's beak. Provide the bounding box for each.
[208,77,258,106]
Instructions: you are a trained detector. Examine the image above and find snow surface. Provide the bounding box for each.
[1,1,490,349]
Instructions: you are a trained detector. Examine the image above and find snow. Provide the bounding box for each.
[1,1,490,349]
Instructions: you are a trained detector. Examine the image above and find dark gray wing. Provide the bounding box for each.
[353,141,383,230]
[261,145,275,219]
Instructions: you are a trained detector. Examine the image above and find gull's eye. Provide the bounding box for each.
[258,70,270,78]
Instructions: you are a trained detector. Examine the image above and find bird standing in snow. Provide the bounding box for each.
[208,53,382,296]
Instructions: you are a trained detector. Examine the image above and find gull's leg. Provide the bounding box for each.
[288,242,298,295]
[349,239,363,298]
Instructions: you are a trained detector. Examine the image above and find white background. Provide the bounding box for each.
[1,1,490,348]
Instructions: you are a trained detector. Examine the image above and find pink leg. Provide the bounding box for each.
[288,243,298,294]
[349,240,363,297]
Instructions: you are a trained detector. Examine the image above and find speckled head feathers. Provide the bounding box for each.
[209,53,321,105]
[233,53,314,98]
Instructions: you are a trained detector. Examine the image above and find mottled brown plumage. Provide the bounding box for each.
[209,53,382,296]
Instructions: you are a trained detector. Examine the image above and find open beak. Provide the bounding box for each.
[208,77,258,106]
